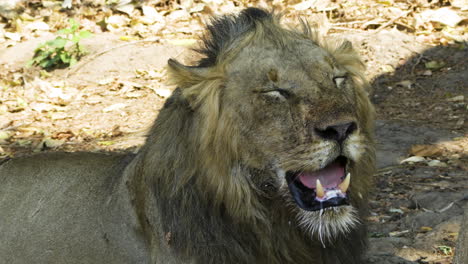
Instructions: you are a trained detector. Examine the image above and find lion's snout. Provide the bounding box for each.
[314,121,357,144]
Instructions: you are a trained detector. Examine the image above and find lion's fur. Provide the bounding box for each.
[0,8,375,264]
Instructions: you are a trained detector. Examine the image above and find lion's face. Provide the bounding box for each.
[167,10,374,243]
[221,40,373,240]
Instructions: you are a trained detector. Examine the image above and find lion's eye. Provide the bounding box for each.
[263,89,291,99]
[333,76,347,87]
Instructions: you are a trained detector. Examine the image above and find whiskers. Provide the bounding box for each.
[275,141,337,173]
[296,206,359,245]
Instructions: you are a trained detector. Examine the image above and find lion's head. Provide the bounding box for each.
[160,8,375,243]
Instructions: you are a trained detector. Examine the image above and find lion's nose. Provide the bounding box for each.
[315,122,357,144]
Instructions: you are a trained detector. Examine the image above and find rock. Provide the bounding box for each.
[427,159,447,167]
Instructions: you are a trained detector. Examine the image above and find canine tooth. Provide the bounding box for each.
[339,173,350,193]
[316,179,325,198]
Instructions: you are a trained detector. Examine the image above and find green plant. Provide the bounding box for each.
[437,245,453,255]
[28,19,92,69]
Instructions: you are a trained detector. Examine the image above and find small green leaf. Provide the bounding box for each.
[98,141,115,146]
[50,37,67,48]
[26,59,35,67]
[69,19,79,32]
[39,60,51,68]
[69,56,78,66]
[60,53,71,63]
[78,30,92,39]
[425,60,446,70]
[71,34,80,43]
[57,28,72,35]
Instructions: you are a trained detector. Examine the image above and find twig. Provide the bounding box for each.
[373,10,412,34]
[1,123,26,131]
[411,53,424,75]
[65,38,160,78]
[330,26,367,32]
[438,202,454,213]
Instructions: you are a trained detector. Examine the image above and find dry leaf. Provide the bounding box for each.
[153,88,172,98]
[142,5,164,24]
[447,95,464,102]
[103,103,127,112]
[400,156,426,164]
[396,80,413,89]
[115,4,134,15]
[98,78,115,85]
[410,144,443,157]
[168,10,190,21]
[190,3,206,13]
[451,0,468,11]
[420,226,433,232]
[25,21,50,31]
[4,32,21,41]
[42,138,65,148]
[420,8,463,27]
[105,15,129,31]
[389,230,410,237]
[29,102,58,112]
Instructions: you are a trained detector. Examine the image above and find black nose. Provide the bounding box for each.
[315,122,357,144]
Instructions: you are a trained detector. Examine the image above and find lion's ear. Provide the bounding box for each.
[167,59,215,88]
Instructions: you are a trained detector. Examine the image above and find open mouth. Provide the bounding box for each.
[286,156,350,211]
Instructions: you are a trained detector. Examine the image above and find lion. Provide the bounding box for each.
[0,8,375,264]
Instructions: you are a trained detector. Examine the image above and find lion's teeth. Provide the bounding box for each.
[338,173,350,193]
[316,179,325,198]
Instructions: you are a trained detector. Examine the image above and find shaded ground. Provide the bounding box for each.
[0,2,467,263]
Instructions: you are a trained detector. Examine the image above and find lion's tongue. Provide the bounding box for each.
[298,162,344,189]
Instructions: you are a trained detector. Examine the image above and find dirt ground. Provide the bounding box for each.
[0,1,467,263]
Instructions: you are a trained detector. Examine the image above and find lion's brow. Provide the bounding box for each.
[195,7,273,67]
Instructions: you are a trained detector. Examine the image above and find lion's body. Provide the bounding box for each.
[0,153,149,263]
[0,8,375,264]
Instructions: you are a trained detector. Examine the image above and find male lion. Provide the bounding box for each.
[0,8,375,264]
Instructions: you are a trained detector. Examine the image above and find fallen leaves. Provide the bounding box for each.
[409,139,468,158]
[420,8,463,28]
[103,103,127,113]
[410,144,444,157]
